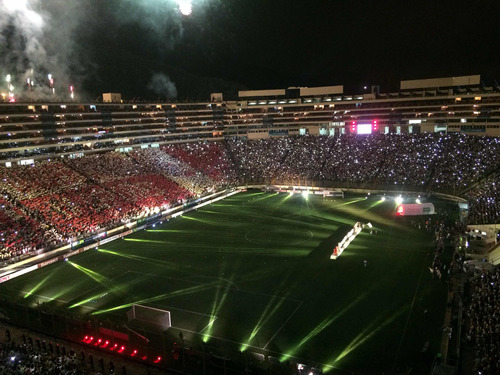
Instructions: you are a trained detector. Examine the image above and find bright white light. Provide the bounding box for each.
[4,0,24,11]
[416,198,421,204]
[381,196,386,201]
[302,191,309,198]
[357,124,372,134]
[3,0,44,28]
[5,74,11,83]
[176,0,192,15]
[395,196,403,205]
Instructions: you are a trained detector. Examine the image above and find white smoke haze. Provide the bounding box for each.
[0,0,86,101]
[0,0,209,102]
[147,73,177,99]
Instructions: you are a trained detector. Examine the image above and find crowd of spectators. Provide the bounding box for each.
[226,133,500,192]
[0,198,49,260]
[464,266,500,375]
[464,175,500,225]
[0,338,86,375]
[0,134,498,263]
[163,142,239,187]
[0,326,155,375]
[128,148,216,195]
[0,161,86,200]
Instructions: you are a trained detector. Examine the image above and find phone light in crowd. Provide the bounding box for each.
[395,196,404,205]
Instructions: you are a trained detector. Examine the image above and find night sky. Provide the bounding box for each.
[1,0,500,101]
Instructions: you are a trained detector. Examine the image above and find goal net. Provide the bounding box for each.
[126,304,172,332]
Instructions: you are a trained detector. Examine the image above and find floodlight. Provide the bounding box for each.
[395,196,403,205]
[302,191,309,198]
[381,196,386,201]
[416,198,421,204]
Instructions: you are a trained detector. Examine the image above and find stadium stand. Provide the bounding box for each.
[1,134,499,264]
[463,266,500,375]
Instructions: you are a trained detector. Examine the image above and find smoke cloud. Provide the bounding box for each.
[0,0,87,101]
[0,0,206,101]
[147,73,178,99]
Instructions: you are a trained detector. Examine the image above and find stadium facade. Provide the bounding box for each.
[0,74,499,164]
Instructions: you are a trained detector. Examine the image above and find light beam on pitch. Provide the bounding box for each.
[202,264,233,343]
[280,293,367,362]
[92,281,221,316]
[326,306,408,369]
[68,261,110,286]
[241,269,296,351]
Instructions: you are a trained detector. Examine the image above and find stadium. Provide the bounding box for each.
[0,75,499,375]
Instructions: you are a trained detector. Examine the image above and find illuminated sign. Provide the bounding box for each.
[357,124,372,134]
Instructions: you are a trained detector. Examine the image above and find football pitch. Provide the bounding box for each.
[0,191,449,374]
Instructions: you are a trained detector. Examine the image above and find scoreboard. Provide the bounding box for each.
[350,120,379,134]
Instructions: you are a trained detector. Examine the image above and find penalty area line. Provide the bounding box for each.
[263,300,303,350]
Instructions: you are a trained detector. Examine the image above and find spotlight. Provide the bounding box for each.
[381,196,386,201]
[395,196,403,205]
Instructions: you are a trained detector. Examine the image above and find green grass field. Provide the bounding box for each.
[0,191,449,374]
